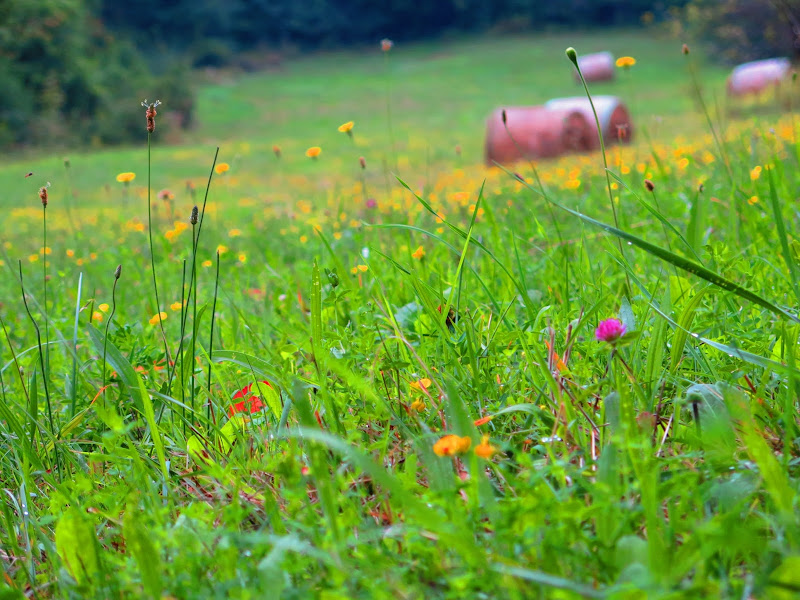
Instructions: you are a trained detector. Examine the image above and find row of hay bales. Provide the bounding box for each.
[485,96,632,165]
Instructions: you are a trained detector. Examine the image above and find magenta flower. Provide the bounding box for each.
[595,318,626,343]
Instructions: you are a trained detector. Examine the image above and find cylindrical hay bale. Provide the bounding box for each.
[545,96,633,149]
[574,51,615,83]
[484,106,593,165]
[727,58,791,97]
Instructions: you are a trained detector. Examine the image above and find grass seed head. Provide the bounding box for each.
[190,205,199,225]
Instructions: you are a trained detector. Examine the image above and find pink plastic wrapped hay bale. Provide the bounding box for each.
[545,96,632,149]
[484,106,593,165]
[727,58,791,97]
[574,52,615,83]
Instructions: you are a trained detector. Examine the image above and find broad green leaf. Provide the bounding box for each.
[123,499,162,599]
[55,507,98,585]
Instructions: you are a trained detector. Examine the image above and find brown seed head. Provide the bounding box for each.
[682,43,690,55]
[501,109,507,125]
[142,99,161,133]
[114,264,122,280]
[39,185,49,207]
[644,179,655,192]
[190,205,199,225]
[359,156,366,169]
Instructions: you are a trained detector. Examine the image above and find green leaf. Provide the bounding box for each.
[136,373,168,481]
[123,499,162,599]
[311,260,323,361]
[55,507,98,585]
[505,167,800,325]
[87,325,138,394]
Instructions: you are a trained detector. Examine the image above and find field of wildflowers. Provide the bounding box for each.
[2,30,800,598]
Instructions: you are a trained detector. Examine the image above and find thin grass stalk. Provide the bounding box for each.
[101,266,121,417]
[207,250,220,424]
[41,199,49,382]
[147,131,172,375]
[69,273,82,417]
[18,261,59,480]
[180,260,187,436]
[167,147,219,388]
[567,47,630,293]
[190,217,198,427]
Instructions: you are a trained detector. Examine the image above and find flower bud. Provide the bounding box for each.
[682,43,690,55]
[565,47,578,64]
[114,264,122,280]
[644,179,655,192]
[190,205,199,225]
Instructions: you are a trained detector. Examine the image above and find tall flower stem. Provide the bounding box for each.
[207,250,221,424]
[41,197,50,383]
[102,266,121,417]
[167,148,220,390]
[147,131,172,374]
[190,213,199,427]
[567,47,631,294]
[19,261,60,481]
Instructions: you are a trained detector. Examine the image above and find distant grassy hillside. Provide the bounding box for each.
[0,29,734,206]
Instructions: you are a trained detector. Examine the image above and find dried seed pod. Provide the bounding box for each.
[142,99,162,133]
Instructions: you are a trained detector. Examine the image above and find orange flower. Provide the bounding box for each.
[412,245,425,260]
[474,415,493,427]
[381,38,394,52]
[215,163,230,174]
[410,399,426,412]
[474,435,496,459]
[338,121,354,134]
[433,435,471,457]
[306,146,322,159]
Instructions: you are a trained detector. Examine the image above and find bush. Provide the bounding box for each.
[683,0,799,64]
[0,0,194,149]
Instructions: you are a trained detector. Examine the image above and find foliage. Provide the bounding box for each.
[0,30,799,599]
[0,0,193,148]
[682,0,800,63]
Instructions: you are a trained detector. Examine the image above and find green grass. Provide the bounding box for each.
[2,27,800,599]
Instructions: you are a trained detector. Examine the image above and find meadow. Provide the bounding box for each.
[1,28,800,598]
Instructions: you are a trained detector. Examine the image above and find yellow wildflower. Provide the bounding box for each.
[202,260,213,268]
[215,163,230,175]
[410,399,426,412]
[170,302,183,311]
[412,246,425,260]
[748,195,759,205]
[411,378,432,391]
[750,166,762,181]
[149,312,168,326]
[98,303,109,313]
[338,121,354,134]
[229,228,242,237]
[306,146,322,159]
[615,56,636,68]
[116,172,136,183]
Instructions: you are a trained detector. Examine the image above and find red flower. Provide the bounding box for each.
[228,381,272,417]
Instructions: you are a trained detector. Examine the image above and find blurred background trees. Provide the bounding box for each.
[2,0,798,150]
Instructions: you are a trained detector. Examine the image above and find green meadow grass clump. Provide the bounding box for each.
[2,31,800,599]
